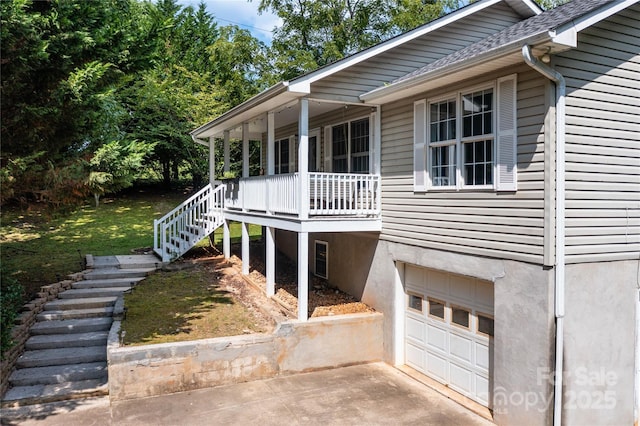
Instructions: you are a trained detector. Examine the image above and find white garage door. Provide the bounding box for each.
[404,265,494,407]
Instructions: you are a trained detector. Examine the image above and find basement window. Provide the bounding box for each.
[314,240,328,279]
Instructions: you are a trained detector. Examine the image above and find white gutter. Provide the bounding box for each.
[522,44,565,426]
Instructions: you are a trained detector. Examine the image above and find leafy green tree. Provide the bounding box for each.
[258,0,445,78]
[87,141,150,206]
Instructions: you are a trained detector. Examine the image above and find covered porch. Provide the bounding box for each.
[190,90,382,321]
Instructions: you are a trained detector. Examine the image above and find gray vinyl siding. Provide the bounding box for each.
[379,66,548,264]
[310,2,524,102]
[555,4,640,264]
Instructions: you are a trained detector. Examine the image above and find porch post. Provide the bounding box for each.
[297,231,309,321]
[266,226,275,297]
[209,136,216,185]
[373,106,381,175]
[298,98,309,220]
[241,221,249,275]
[223,219,230,259]
[223,130,230,174]
[267,112,275,176]
[242,122,249,178]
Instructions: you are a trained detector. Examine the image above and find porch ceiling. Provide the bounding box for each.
[193,95,363,142]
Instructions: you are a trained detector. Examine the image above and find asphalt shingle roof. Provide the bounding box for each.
[393,0,616,84]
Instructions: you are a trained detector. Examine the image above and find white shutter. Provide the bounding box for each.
[324,126,332,172]
[414,100,427,191]
[496,74,518,191]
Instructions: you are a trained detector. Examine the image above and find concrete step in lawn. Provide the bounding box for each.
[16,346,106,369]
[30,317,113,335]
[44,296,117,311]
[8,362,107,387]
[37,306,114,321]
[82,267,156,281]
[25,332,109,350]
[58,287,133,299]
[2,378,108,407]
[71,277,145,289]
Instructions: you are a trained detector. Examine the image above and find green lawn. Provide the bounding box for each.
[0,189,260,300]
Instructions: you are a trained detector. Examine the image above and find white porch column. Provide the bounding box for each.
[266,226,275,297]
[267,112,275,176]
[241,222,249,275]
[298,98,309,220]
[209,136,216,185]
[297,231,309,321]
[223,220,230,259]
[373,106,382,175]
[242,122,249,178]
[223,130,230,174]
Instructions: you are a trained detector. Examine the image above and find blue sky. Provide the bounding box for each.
[176,0,282,44]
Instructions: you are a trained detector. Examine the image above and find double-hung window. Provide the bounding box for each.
[414,75,517,192]
[274,137,292,174]
[326,117,370,173]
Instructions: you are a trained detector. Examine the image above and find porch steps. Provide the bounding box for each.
[2,255,159,408]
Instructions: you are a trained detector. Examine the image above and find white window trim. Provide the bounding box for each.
[326,115,372,173]
[274,136,295,174]
[314,240,329,279]
[414,76,518,192]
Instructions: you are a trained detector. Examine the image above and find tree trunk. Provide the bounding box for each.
[93,192,100,207]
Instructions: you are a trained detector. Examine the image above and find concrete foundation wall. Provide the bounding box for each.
[562,260,637,425]
[108,312,383,401]
[360,240,555,425]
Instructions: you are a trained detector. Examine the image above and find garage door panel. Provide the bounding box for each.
[475,281,494,311]
[426,324,447,353]
[475,341,490,371]
[426,352,448,383]
[404,265,493,409]
[450,275,475,303]
[406,316,425,343]
[449,362,474,395]
[476,375,490,406]
[449,333,473,364]
[425,270,448,295]
[406,342,425,371]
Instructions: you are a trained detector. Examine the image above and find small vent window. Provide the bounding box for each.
[314,240,328,279]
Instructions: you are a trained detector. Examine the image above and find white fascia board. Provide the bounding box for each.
[288,0,505,88]
[554,0,637,38]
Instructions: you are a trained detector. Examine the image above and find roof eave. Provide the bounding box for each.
[190,81,295,138]
[360,31,568,104]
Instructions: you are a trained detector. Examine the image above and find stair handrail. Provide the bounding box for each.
[154,184,226,261]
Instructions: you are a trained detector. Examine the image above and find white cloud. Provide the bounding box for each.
[177,0,282,44]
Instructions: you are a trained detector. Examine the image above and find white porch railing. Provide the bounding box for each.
[154,183,225,262]
[224,173,380,217]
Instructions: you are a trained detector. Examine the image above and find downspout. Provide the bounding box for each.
[522,44,566,426]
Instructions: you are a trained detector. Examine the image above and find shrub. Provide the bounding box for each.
[1,267,24,359]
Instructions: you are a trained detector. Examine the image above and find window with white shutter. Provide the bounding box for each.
[413,76,517,192]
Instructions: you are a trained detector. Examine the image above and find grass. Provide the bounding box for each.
[0,187,261,300]
[120,265,267,345]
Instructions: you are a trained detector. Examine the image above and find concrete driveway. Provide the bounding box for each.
[2,363,493,425]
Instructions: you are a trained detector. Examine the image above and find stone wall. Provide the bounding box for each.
[108,312,384,401]
[0,280,75,398]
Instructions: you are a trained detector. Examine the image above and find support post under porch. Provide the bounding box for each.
[241,222,249,276]
[266,226,275,297]
[297,231,309,321]
[223,219,230,259]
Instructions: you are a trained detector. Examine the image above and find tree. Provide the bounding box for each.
[258,0,445,78]
[87,141,149,206]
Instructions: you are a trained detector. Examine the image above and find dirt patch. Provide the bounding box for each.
[220,241,375,318]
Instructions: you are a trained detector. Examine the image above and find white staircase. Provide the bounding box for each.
[154,183,226,262]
